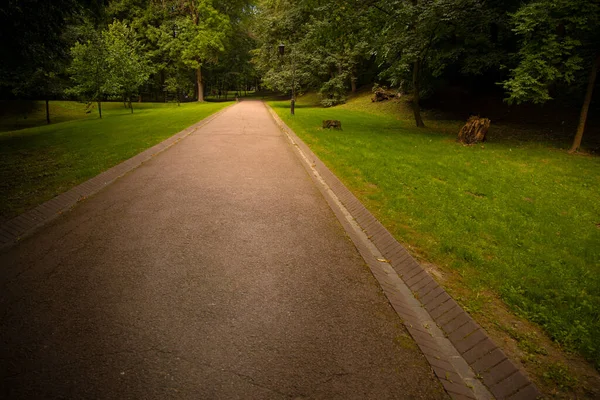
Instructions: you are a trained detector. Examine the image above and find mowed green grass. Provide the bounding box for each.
[270,95,600,368]
[0,101,230,221]
[0,100,96,132]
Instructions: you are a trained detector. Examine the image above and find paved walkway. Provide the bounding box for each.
[0,102,446,399]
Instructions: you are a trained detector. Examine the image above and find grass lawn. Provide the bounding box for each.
[269,93,600,394]
[0,100,230,222]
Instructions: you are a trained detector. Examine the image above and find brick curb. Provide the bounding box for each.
[266,104,541,400]
[0,104,233,252]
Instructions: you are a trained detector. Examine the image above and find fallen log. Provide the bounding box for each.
[371,85,397,102]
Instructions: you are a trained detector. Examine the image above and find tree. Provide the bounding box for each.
[502,0,600,153]
[0,0,104,98]
[66,32,110,118]
[164,68,194,105]
[11,67,66,124]
[251,1,322,100]
[177,0,231,101]
[301,0,372,106]
[373,0,489,127]
[103,20,152,112]
[204,1,259,99]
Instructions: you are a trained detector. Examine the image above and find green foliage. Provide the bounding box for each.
[503,0,600,104]
[319,75,347,107]
[67,21,151,111]
[178,1,231,70]
[542,362,578,390]
[0,0,92,95]
[164,73,194,105]
[103,20,152,106]
[252,0,371,100]
[376,0,495,90]
[81,0,255,102]
[66,32,110,103]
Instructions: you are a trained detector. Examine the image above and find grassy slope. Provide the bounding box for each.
[0,101,230,221]
[270,93,600,394]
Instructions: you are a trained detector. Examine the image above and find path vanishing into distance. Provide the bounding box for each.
[0,102,447,399]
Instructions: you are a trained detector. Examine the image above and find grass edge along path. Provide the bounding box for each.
[0,101,231,222]
[268,94,600,398]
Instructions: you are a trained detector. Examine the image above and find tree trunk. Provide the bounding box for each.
[350,76,357,93]
[45,99,50,124]
[97,101,102,119]
[196,67,204,102]
[129,97,133,113]
[138,94,142,103]
[569,54,599,153]
[412,60,425,128]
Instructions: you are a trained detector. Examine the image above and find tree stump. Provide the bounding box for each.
[323,120,342,129]
[458,116,490,144]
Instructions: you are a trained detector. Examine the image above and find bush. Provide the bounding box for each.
[319,76,347,107]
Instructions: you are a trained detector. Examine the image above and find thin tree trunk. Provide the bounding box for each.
[350,76,357,93]
[97,101,102,119]
[569,54,600,153]
[129,97,133,113]
[138,94,142,103]
[45,99,50,124]
[412,60,425,127]
[196,67,204,102]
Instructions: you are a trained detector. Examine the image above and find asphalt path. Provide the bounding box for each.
[1,101,446,399]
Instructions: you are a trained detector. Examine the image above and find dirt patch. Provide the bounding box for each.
[389,234,600,398]
[422,262,445,283]
[437,264,600,399]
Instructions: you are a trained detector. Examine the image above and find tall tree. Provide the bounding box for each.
[301,0,373,106]
[176,0,231,101]
[373,0,489,127]
[502,0,600,153]
[0,0,104,98]
[66,31,110,118]
[251,0,321,98]
[103,20,152,112]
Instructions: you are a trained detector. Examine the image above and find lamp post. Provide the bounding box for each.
[278,43,295,115]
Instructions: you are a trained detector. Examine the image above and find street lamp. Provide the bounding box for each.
[277,43,295,115]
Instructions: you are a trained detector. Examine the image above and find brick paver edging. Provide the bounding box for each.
[0,104,233,252]
[266,103,541,400]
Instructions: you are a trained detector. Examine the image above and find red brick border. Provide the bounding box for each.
[267,104,541,400]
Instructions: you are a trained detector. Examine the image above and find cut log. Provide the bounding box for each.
[371,85,395,102]
[323,120,342,129]
[458,116,490,144]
